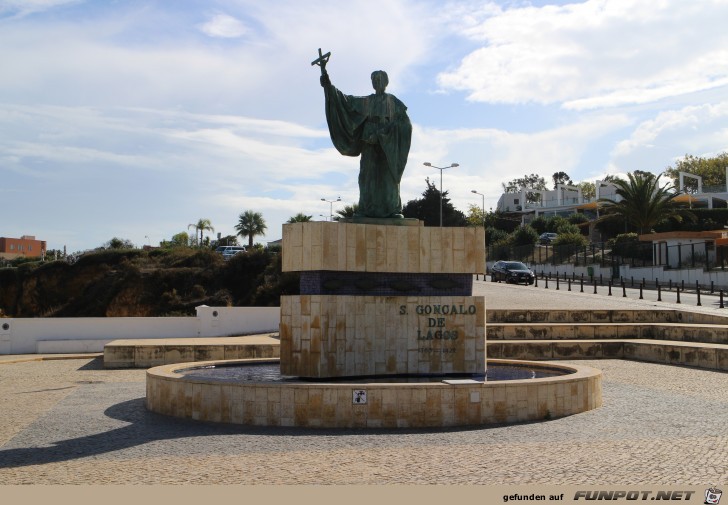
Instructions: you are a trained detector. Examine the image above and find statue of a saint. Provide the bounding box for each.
[313,50,412,219]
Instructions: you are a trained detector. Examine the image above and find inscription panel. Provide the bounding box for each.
[280,295,486,378]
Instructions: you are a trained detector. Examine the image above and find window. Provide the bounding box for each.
[28,245,33,251]
[514,198,520,205]
[9,244,14,250]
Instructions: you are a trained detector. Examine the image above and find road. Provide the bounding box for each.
[476,275,728,315]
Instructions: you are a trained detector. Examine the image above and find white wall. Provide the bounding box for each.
[487,260,613,281]
[529,263,614,281]
[619,265,728,290]
[0,305,280,355]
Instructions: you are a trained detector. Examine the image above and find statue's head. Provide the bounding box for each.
[371,70,388,93]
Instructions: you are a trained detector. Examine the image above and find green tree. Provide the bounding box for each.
[188,218,215,248]
[402,178,467,226]
[172,232,191,248]
[663,152,728,193]
[103,237,135,249]
[578,181,596,200]
[287,213,313,223]
[235,210,268,248]
[599,171,695,234]
[502,173,547,203]
[159,232,190,249]
[333,204,359,221]
[210,235,238,249]
[465,204,497,228]
[552,171,573,189]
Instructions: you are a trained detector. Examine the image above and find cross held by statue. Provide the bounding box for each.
[311,48,331,74]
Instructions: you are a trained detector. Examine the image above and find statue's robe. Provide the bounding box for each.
[323,82,412,218]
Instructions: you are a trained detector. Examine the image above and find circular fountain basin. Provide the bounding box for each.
[146,358,602,428]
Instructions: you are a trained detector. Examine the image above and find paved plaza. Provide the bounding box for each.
[0,280,726,485]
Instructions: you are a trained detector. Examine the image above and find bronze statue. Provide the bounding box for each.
[313,49,412,219]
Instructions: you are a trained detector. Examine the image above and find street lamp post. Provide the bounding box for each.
[423,162,459,227]
[471,190,485,228]
[321,196,341,221]
[471,190,486,279]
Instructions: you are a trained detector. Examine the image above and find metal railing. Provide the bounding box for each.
[487,240,728,271]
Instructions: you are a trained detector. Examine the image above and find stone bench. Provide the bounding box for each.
[487,323,728,344]
[487,309,728,325]
[103,335,280,368]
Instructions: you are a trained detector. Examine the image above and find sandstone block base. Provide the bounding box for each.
[280,295,485,378]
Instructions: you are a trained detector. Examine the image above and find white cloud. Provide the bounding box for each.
[610,101,728,173]
[199,13,247,38]
[0,0,80,19]
[616,102,728,155]
[438,0,728,109]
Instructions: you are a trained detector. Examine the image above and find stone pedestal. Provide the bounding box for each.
[281,222,485,379]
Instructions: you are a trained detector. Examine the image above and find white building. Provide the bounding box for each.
[496,181,621,223]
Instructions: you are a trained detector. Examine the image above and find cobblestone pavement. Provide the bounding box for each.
[0,357,726,485]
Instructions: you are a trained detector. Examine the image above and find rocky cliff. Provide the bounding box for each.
[0,248,298,317]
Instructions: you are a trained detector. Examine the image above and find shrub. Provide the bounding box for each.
[545,216,568,233]
[568,213,590,225]
[529,216,548,235]
[485,228,509,246]
[74,249,144,268]
[555,222,580,235]
[608,233,650,259]
[553,232,588,247]
[191,284,206,298]
[511,225,539,247]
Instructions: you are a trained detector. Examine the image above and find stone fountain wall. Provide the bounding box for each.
[280,221,486,378]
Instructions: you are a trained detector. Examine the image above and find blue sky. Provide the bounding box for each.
[2,0,728,252]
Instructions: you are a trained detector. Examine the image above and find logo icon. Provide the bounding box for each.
[706,487,722,505]
[352,389,367,404]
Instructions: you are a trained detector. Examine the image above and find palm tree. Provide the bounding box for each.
[598,171,695,234]
[333,204,358,221]
[287,213,313,223]
[188,218,215,247]
[235,210,267,248]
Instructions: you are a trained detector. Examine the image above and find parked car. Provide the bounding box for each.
[490,260,536,285]
[539,232,558,244]
[215,245,246,260]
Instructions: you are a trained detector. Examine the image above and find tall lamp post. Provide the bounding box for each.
[321,196,341,221]
[471,190,486,279]
[423,162,459,227]
[470,190,485,228]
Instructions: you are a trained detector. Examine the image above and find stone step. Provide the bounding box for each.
[487,309,728,325]
[487,339,728,371]
[487,322,728,344]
